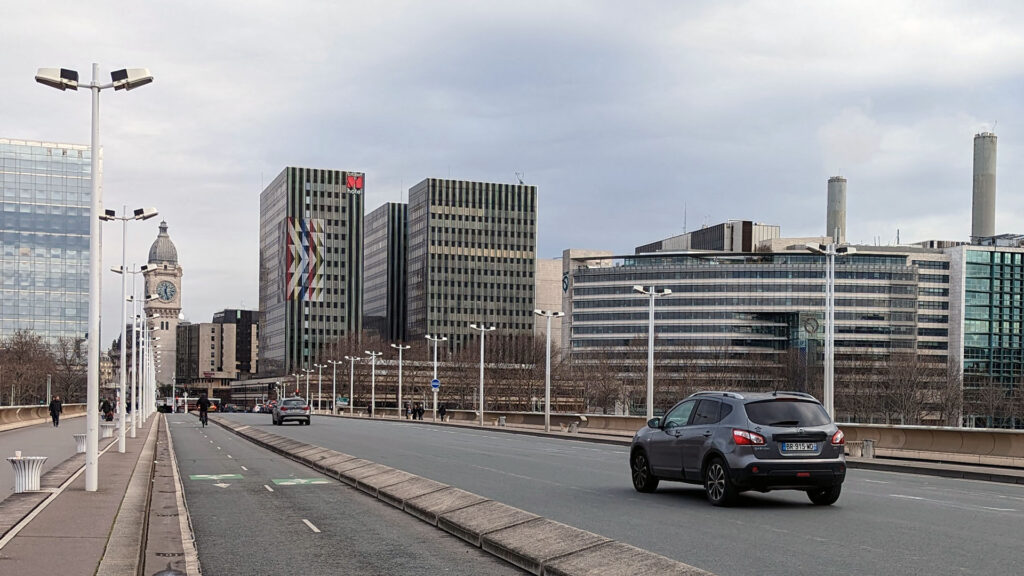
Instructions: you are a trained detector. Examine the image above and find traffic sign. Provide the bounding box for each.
[431,379,440,390]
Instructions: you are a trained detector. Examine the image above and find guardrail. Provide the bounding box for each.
[0,404,88,431]
[444,409,1024,468]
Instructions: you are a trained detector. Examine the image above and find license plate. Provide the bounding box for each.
[782,442,818,452]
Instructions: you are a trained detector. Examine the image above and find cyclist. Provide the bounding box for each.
[197,393,211,427]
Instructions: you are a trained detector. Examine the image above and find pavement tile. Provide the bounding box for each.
[354,468,416,496]
[544,541,714,576]
[437,500,539,546]
[377,477,448,509]
[404,487,488,526]
[481,518,610,576]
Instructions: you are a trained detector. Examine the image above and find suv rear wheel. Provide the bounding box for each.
[630,450,659,493]
[807,485,842,506]
[704,457,737,506]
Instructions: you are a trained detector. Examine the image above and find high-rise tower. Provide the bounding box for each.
[144,221,183,388]
[971,132,997,242]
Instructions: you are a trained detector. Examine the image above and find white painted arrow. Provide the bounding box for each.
[214,483,231,488]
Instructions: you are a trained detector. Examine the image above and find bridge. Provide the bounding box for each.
[1,405,1021,575]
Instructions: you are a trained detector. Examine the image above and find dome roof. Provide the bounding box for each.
[148,221,178,265]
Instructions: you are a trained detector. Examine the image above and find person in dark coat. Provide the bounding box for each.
[438,404,447,422]
[100,397,113,421]
[49,395,63,427]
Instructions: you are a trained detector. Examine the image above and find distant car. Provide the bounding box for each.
[630,391,846,506]
[272,397,311,426]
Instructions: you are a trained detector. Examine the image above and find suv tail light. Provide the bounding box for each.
[831,430,845,445]
[303,406,310,412]
[733,429,766,446]
[280,407,288,412]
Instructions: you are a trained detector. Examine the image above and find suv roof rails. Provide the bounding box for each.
[770,390,816,399]
[693,391,745,400]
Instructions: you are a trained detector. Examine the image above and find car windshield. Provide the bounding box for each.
[283,399,306,407]
[744,399,830,426]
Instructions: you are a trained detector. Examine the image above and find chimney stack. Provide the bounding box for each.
[826,176,847,244]
[972,132,997,242]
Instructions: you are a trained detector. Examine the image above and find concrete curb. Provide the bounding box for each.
[160,414,201,575]
[95,413,160,576]
[209,416,715,576]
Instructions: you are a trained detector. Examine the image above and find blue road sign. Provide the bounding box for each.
[431,378,440,390]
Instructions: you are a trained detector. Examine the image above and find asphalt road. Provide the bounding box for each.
[221,413,1023,576]
[168,415,525,575]
[0,417,87,496]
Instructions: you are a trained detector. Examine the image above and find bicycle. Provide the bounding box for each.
[200,410,208,427]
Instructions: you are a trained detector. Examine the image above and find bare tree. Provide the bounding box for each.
[0,330,56,405]
[52,336,87,402]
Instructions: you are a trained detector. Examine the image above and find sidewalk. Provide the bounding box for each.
[0,414,191,575]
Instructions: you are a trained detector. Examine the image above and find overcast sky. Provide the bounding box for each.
[3,1,1023,342]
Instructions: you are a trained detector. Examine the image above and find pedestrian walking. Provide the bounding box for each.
[404,402,411,420]
[438,404,447,422]
[100,397,113,422]
[49,395,63,427]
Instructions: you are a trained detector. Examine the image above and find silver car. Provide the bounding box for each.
[272,397,311,426]
[630,391,846,506]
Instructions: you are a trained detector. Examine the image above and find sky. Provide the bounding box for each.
[2,1,1023,342]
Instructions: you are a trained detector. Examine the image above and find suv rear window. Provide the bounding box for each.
[744,399,830,426]
[283,399,307,407]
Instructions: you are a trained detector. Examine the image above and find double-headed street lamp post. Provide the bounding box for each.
[633,286,672,421]
[533,310,564,432]
[425,335,447,421]
[302,368,313,406]
[126,286,155,436]
[104,207,157,453]
[469,324,496,427]
[36,64,153,492]
[327,359,342,414]
[390,344,411,418]
[344,356,359,415]
[804,242,855,420]
[314,363,326,412]
[365,351,382,417]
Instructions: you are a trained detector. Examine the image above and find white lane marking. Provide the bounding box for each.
[891,494,924,500]
[863,479,889,484]
[264,485,274,492]
[241,466,248,471]
[216,447,221,450]
[227,455,233,459]
[209,440,213,443]
[302,519,321,533]
[983,506,1017,512]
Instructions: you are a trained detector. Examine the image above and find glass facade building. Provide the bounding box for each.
[0,138,91,341]
[564,250,952,418]
[406,178,538,348]
[363,202,407,342]
[259,167,364,377]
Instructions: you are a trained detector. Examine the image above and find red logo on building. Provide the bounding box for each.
[346,174,364,190]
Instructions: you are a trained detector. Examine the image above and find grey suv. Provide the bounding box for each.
[630,391,846,506]
[272,397,311,426]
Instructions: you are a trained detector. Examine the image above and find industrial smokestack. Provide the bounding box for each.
[826,176,847,244]
[972,132,997,241]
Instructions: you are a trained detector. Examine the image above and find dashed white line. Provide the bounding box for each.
[983,506,1017,512]
[302,519,321,533]
[227,455,233,459]
[216,447,221,450]
[863,479,889,484]
[264,485,274,492]
[240,466,248,471]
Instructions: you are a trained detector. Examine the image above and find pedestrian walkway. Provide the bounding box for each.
[0,415,188,576]
[0,418,88,496]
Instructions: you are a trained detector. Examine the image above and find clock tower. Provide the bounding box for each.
[144,221,183,389]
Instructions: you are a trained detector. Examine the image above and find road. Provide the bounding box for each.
[219,413,1023,576]
[167,414,524,575]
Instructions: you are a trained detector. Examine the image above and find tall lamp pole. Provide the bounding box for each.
[35,64,153,492]
[314,363,326,412]
[425,335,447,421]
[632,286,672,420]
[533,310,564,432]
[365,351,382,417]
[302,368,313,406]
[327,359,342,414]
[469,324,496,427]
[804,242,855,419]
[390,344,411,418]
[103,207,157,453]
[344,356,359,415]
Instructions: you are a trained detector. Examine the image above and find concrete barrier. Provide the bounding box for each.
[0,404,88,431]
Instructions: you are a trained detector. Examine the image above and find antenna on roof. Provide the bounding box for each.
[514,171,524,185]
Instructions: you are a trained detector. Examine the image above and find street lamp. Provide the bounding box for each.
[533,310,564,432]
[469,324,496,427]
[302,368,314,406]
[804,242,856,419]
[633,286,672,421]
[314,363,326,412]
[425,335,447,421]
[124,282,155,437]
[104,208,157,453]
[344,356,359,415]
[36,63,154,492]
[327,359,343,414]
[365,351,382,417]
[390,344,411,418]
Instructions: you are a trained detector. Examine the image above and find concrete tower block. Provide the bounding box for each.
[826,176,847,244]
[972,132,997,241]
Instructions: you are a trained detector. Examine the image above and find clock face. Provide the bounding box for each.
[804,317,819,334]
[157,281,177,302]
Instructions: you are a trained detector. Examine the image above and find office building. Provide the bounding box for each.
[259,167,364,376]
[176,309,259,393]
[144,221,183,388]
[636,220,780,254]
[534,257,563,349]
[0,138,91,341]
[363,202,407,342]
[406,178,538,347]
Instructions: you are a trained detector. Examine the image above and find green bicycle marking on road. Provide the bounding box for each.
[190,474,244,481]
[271,478,331,486]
